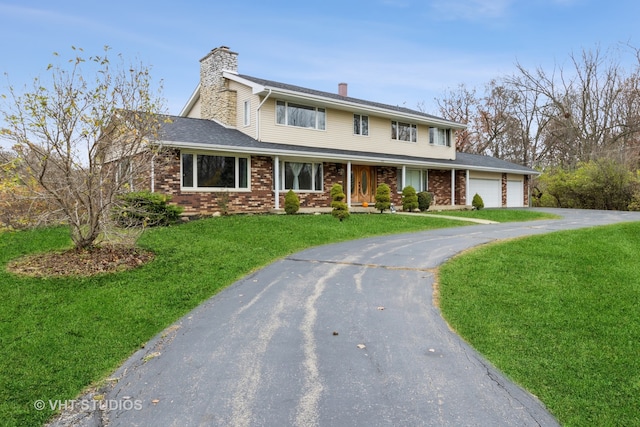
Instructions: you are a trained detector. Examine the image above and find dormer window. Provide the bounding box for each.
[391,121,417,142]
[429,128,451,146]
[276,100,326,130]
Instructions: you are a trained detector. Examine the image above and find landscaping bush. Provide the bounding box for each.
[115,191,183,227]
[402,186,418,212]
[417,191,432,212]
[284,189,300,214]
[330,184,349,221]
[472,193,484,210]
[375,183,391,213]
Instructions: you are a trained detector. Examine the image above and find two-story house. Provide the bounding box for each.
[147,46,536,215]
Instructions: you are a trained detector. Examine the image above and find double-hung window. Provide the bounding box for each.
[391,121,417,142]
[276,100,326,130]
[280,161,323,191]
[353,114,369,136]
[181,153,249,189]
[429,128,451,146]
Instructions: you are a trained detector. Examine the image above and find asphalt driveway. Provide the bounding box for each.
[54,208,640,427]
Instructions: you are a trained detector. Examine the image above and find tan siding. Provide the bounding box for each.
[185,98,202,118]
[258,99,457,159]
[506,173,524,182]
[229,81,258,139]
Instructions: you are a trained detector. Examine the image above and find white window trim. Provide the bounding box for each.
[429,127,451,147]
[180,151,251,192]
[243,100,251,127]
[398,167,429,193]
[391,121,417,143]
[353,113,369,136]
[276,100,326,131]
[279,160,324,192]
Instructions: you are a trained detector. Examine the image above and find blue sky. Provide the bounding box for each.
[1,0,640,151]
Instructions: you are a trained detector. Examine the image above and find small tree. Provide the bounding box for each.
[417,191,432,212]
[375,183,391,213]
[401,186,418,212]
[472,193,484,210]
[330,184,349,221]
[284,189,300,214]
[0,46,166,249]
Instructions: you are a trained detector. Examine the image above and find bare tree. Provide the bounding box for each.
[0,46,166,249]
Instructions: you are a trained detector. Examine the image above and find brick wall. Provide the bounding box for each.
[428,170,452,205]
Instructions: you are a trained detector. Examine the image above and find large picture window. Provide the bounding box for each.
[399,168,428,192]
[276,100,326,130]
[391,121,417,142]
[429,128,451,146]
[181,153,249,190]
[280,161,323,191]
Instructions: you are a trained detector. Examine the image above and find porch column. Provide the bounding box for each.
[274,156,280,210]
[346,161,352,208]
[401,165,406,190]
[465,169,470,206]
[451,169,456,206]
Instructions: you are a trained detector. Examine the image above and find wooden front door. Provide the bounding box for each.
[350,165,375,204]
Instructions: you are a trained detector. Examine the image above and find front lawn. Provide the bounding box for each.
[438,222,640,426]
[426,208,560,222]
[0,213,464,426]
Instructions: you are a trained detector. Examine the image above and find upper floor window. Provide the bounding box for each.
[243,100,250,126]
[391,121,417,142]
[276,100,326,130]
[353,114,369,136]
[182,153,249,190]
[429,128,451,146]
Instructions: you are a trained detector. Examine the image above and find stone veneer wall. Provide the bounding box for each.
[199,46,238,125]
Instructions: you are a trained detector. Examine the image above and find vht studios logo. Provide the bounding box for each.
[34,399,143,411]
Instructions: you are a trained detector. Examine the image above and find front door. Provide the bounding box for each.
[350,165,375,204]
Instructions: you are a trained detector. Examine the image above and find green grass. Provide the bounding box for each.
[438,222,640,426]
[0,213,464,426]
[426,208,560,222]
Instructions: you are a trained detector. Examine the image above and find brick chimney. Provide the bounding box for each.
[199,46,238,124]
[338,82,348,97]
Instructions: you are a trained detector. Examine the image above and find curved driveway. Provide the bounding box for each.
[68,208,640,426]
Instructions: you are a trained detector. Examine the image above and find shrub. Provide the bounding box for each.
[402,186,418,212]
[472,193,484,210]
[375,183,391,213]
[115,191,183,227]
[284,190,300,214]
[417,191,432,212]
[330,184,349,221]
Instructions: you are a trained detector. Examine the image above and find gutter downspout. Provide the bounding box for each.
[256,89,272,142]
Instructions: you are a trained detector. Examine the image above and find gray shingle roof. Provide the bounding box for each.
[157,115,537,174]
[237,74,458,125]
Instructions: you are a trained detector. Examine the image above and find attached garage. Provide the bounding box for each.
[469,178,502,208]
[506,180,524,207]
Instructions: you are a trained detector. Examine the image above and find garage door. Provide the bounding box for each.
[506,180,524,207]
[469,178,502,208]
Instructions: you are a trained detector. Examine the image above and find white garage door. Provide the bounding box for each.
[506,180,524,207]
[469,178,502,208]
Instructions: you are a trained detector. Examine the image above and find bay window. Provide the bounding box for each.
[181,153,249,190]
[280,161,323,191]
